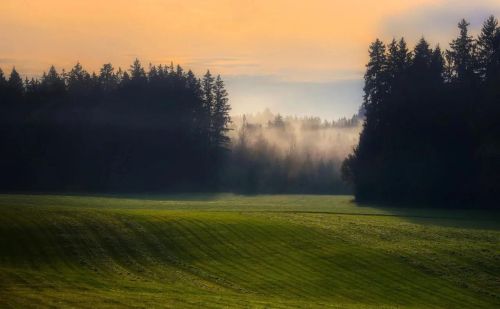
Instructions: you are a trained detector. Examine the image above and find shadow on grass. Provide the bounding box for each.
[354,199,500,231]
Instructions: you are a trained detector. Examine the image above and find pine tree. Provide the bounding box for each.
[121,71,130,85]
[149,64,162,86]
[7,67,25,98]
[387,38,411,79]
[410,38,445,88]
[186,70,200,92]
[446,19,477,83]
[477,15,499,81]
[386,39,399,79]
[41,66,66,95]
[202,70,215,145]
[363,39,387,120]
[430,45,445,83]
[397,38,412,65]
[385,37,411,115]
[129,59,147,83]
[185,70,204,136]
[176,65,184,77]
[213,75,231,149]
[0,68,6,86]
[67,62,91,95]
[202,70,215,108]
[99,63,118,91]
[412,38,432,70]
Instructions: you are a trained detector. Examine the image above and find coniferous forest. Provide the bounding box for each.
[342,16,500,207]
[0,59,355,194]
[0,60,231,192]
[1,16,499,207]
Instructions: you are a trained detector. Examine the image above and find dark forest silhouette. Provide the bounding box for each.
[342,16,500,207]
[0,60,230,192]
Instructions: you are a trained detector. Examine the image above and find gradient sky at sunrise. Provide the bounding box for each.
[1,0,499,118]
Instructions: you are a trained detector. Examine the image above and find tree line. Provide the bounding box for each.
[342,16,500,207]
[0,60,230,192]
[0,57,359,194]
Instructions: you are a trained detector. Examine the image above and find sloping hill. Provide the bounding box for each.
[0,195,498,308]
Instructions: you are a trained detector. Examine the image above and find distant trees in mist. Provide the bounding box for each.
[342,16,500,206]
[0,60,230,192]
[223,112,361,194]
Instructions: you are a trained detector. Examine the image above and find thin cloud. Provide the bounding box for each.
[380,1,500,46]
[185,57,260,70]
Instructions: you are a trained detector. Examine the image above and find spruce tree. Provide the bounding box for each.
[202,70,215,145]
[67,62,91,95]
[447,19,477,83]
[477,15,499,81]
[430,45,445,83]
[99,63,118,92]
[342,40,388,195]
[7,67,25,99]
[41,66,66,95]
[213,75,231,149]
[387,38,411,79]
[121,71,131,84]
[363,39,387,122]
[412,38,432,70]
[186,70,200,92]
[129,59,147,83]
[0,68,6,86]
[202,70,215,109]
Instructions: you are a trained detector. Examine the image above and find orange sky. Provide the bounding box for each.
[0,0,440,79]
[1,0,499,117]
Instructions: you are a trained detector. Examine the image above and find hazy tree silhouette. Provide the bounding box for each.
[0,60,231,192]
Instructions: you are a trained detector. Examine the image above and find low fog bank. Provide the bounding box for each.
[222,109,363,194]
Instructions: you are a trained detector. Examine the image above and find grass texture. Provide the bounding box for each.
[0,194,498,308]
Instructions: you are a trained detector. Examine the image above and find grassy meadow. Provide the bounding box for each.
[0,194,498,308]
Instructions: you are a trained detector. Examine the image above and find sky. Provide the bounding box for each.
[1,0,499,119]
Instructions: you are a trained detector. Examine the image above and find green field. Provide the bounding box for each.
[0,194,498,308]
